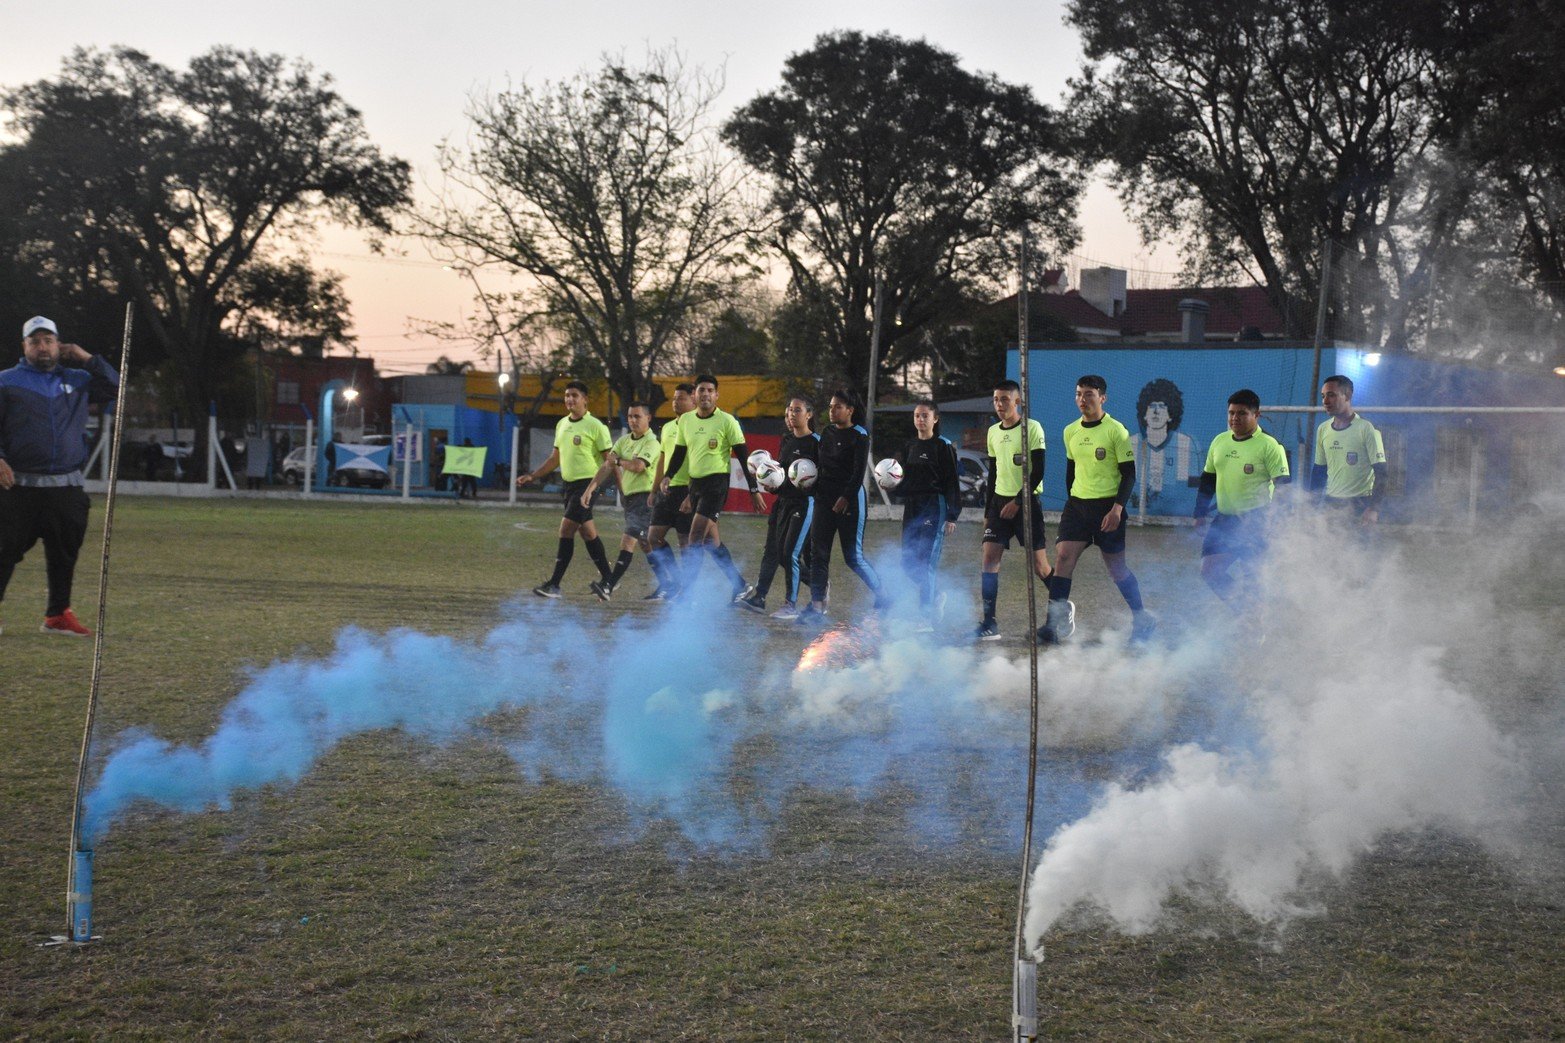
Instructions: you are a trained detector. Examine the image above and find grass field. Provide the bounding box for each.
[2,495,1563,1040]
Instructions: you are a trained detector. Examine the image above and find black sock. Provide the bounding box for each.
[584,537,612,581]
[610,550,633,584]
[712,544,743,586]
[548,538,574,585]
[1114,573,1144,612]
[1050,575,1073,602]
[981,572,998,622]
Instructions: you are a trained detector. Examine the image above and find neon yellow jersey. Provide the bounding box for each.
[988,418,1046,497]
[1314,415,1385,500]
[554,413,612,482]
[658,419,691,486]
[1063,413,1135,500]
[675,408,745,479]
[1203,430,1289,515]
[612,430,661,495]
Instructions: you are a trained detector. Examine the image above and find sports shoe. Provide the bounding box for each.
[532,583,562,599]
[42,608,92,637]
[736,593,766,614]
[732,583,757,603]
[795,605,828,627]
[974,620,1001,641]
[1049,598,1077,641]
[770,602,800,621]
[643,588,667,601]
[1130,609,1158,644]
[589,579,613,602]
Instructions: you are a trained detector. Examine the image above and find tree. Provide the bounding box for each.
[2,46,410,459]
[1066,0,1490,349]
[425,48,759,412]
[425,355,475,376]
[723,31,1080,401]
[1427,0,1565,356]
[225,258,355,358]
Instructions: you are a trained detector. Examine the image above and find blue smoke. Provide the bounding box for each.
[82,569,1218,852]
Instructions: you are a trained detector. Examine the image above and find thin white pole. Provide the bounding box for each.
[509,424,521,505]
[206,414,217,492]
[402,423,414,501]
[303,419,315,499]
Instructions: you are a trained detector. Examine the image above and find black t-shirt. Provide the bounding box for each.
[776,431,820,500]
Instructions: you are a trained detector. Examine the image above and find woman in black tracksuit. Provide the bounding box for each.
[799,390,886,623]
[897,399,961,611]
[739,394,819,619]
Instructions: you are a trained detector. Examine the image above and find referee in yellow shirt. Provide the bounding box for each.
[1046,375,1156,643]
[1195,388,1291,612]
[1312,375,1387,527]
[515,380,615,597]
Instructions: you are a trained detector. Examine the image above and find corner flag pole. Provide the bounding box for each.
[60,302,133,945]
[1011,229,1042,1041]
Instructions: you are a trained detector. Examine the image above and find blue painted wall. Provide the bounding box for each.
[1008,345,1565,522]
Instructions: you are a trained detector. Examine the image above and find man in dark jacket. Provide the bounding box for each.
[0,316,120,636]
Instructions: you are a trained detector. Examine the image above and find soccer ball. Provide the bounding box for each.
[787,457,819,490]
[873,457,903,490]
[754,459,786,491]
[747,449,774,473]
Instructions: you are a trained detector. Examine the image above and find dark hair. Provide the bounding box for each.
[694,374,719,389]
[912,398,941,437]
[626,401,650,414]
[564,379,590,395]
[1135,378,1185,434]
[829,388,865,426]
[1323,374,1354,396]
[788,393,814,414]
[1227,388,1261,411]
[993,379,1021,394]
[674,382,696,394]
[1077,374,1107,393]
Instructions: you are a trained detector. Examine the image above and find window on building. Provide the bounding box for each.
[277,381,300,405]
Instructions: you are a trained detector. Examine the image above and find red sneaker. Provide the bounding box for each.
[41,609,92,637]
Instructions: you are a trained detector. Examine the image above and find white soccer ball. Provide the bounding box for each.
[747,449,774,473]
[787,457,819,490]
[873,457,903,490]
[754,459,786,491]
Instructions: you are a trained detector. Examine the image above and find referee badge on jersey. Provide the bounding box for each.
[1094,447,1107,460]
[1346,452,1359,465]
[1243,463,1255,474]
[1012,452,1024,465]
[572,435,582,445]
[707,438,718,450]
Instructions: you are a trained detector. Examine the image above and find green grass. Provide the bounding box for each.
[1,497,1562,1040]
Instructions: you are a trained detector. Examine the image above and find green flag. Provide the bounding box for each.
[443,445,488,477]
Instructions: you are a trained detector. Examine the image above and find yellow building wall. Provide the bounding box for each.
[463,373,792,419]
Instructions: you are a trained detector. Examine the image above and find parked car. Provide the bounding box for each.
[281,445,391,489]
[955,449,989,507]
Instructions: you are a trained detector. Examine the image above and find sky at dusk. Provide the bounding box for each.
[4,1,1183,373]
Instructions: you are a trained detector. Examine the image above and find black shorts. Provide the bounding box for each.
[1201,509,1269,559]
[688,473,729,519]
[982,493,1047,549]
[1057,496,1128,554]
[561,478,595,524]
[650,484,692,534]
[622,491,652,540]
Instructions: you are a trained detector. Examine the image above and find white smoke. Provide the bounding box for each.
[1022,515,1530,951]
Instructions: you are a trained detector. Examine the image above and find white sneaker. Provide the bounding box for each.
[771,602,800,621]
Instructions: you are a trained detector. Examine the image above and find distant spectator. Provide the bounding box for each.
[457,438,479,500]
[245,435,269,491]
[142,438,162,481]
[431,438,446,492]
